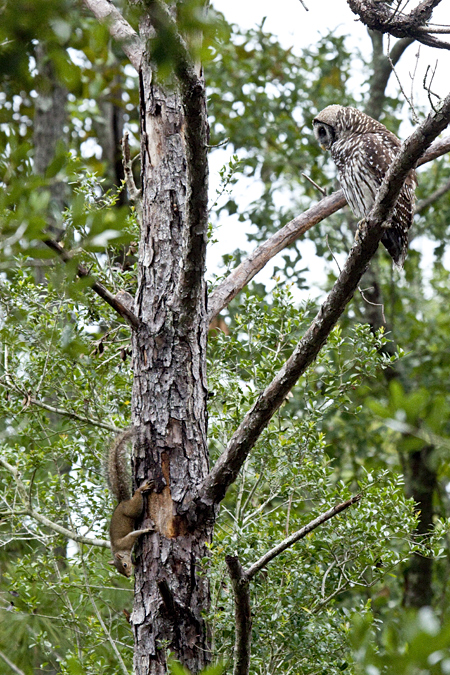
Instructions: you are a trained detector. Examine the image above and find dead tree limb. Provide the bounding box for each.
[347,0,450,50]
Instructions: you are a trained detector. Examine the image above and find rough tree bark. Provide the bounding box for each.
[129,15,211,675]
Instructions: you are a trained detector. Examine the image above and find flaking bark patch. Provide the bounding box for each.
[149,452,188,538]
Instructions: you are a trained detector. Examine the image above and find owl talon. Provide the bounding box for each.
[355,218,368,244]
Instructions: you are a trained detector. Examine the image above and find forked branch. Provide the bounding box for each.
[226,495,360,675]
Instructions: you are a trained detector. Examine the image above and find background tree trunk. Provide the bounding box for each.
[404,445,437,608]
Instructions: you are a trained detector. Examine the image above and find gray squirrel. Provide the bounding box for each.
[106,428,154,577]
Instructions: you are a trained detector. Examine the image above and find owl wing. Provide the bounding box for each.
[358,131,416,267]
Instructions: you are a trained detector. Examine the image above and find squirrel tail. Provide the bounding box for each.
[106,427,135,503]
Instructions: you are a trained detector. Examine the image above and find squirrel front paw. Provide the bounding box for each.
[139,479,155,493]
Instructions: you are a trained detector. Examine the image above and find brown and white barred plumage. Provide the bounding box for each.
[313,105,417,267]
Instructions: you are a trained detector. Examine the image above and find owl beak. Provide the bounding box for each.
[320,143,327,151]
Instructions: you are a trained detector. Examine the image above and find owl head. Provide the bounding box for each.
[313,105,392,151]
[313,105,343,150]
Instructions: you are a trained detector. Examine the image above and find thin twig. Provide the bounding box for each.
[387,35,418,121]
[409,45,421,116]
[423,62,440,111]
[358,287,387,324]
[302,172,327,196]
[326,234,342,273]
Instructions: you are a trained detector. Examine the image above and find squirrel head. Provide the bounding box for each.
[109,551,133,578]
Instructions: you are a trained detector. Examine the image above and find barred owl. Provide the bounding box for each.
[313,105,416,267]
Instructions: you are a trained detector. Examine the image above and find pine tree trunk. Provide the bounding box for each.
[130,55,211,674]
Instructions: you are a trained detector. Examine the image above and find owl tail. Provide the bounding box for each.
[381,227,408,269]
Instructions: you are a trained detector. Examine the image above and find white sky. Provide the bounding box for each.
[206,0,450,297]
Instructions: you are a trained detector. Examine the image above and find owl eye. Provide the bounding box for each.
[318,127,327,138]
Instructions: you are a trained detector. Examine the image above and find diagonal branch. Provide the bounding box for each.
[415,175,450,212]
[245,495,361,579]
[82,0,144,71]
[198,94,450,509]
[0,651,26,675]
[207,191,346,323]
[207,134,450,323]
[44,239,140,328]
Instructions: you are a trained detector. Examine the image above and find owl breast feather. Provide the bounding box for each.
[331,140,379,219]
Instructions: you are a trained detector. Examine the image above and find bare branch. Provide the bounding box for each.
[0,651,26,675]
[207,191,347,322]
[0,456,110,548]
[226,555,252,675]
[207,134,450,323]
[245,495,361,580]
[44,239,140,329]
[82,0,144,71]
[197,93,450,509]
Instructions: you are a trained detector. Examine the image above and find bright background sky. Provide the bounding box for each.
[206,0,450,295]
